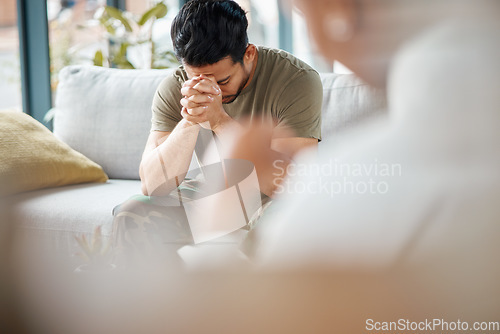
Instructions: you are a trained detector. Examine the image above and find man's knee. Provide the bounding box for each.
[112,195,193,255]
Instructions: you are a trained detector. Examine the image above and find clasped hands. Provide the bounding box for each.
[180,75,286,196]
[180,75,230,132]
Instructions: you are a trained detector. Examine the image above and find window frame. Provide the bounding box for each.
[17,0,52,128]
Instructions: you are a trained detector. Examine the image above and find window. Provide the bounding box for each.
[235,0,280,49]
[0,0,22,111]
[236,0,333,72]
[292,7,333,72]
[48,0,107,90]
[48,0,180,79]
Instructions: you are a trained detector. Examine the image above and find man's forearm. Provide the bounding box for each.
[254,149,291,197]
[140,119,200,196]
[213,118,290,198]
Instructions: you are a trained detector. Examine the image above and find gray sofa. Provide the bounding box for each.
[8,65,386,257]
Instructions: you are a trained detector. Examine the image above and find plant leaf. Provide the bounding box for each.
[118,42,129,59]
[164,50,178,63]
[93,50,104,66]
[152,50,179,69]
[76,252,91,263]
[100,242,111,257]
[105,6,133,32]
[99,16,117,35]
[137,3,168,26]
[74,234,94,259]
[43,108,56,122]
[117,59,135,69]
[94,6,106,20]
[91,226,103,255]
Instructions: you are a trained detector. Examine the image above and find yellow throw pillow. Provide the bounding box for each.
[0,110,108,196]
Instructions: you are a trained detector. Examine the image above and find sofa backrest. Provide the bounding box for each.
[54,66,173,180]
[320,73,386,142]
[54,65,386,180]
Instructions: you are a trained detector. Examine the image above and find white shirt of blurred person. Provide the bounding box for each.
[231,0,500,317]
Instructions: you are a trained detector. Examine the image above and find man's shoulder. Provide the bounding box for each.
[255,46,320,90]
[173,66,189,82]
[258,46,318,75]
[156,66,188,93]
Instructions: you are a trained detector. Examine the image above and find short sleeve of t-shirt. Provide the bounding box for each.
[151,70,185,132]
[274,69,322,140]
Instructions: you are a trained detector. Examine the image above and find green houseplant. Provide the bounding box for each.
[93,2,178,69]
[46,2,178,123]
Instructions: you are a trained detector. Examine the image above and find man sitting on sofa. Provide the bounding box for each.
[112,0,322,262]
[139,0,322,199]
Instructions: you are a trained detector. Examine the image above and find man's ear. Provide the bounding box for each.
[323,0,358,42]
[244,44,257,63]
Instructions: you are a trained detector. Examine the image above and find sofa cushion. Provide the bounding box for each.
[319,73,387,141]
[0,110,108,196]
[53,66,174,180]
[8,179,141,260]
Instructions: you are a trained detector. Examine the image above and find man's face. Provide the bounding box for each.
[183,56,251,104]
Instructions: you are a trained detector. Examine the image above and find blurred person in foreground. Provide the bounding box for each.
[229,0,500,315]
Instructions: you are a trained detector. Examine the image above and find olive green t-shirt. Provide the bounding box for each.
[151,46,322,140]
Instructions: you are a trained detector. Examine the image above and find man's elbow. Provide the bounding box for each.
[139,163,149,195]
[139,159,189,196]
[141,181,149,196]
[140,176,185,197]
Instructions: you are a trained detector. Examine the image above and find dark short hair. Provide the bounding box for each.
[171,0,249,66]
